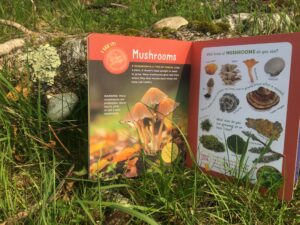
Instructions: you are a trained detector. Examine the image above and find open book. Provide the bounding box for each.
[87,32,300,201]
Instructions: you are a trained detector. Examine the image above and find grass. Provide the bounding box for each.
[0,0,299,42]
[0,0,300,224]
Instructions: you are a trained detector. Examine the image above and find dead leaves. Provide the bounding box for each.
[6,82,30,101]
[125,157,139,177]
[111,146,140,163]
[6,82,30,102]
[89,145,141,176]
[89,131,142,177]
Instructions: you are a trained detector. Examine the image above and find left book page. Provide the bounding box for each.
[87,34,192,179]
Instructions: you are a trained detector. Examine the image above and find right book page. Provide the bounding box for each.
[188,33,300,201]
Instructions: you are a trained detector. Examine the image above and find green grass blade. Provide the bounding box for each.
[107,203,159,225]
[77,199,97,225]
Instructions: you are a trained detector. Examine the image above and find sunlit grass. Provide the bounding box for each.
[0,0,299,42]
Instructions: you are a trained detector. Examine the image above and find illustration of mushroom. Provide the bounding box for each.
[156,97,179,150]
[205,63,218,75]
[204,78,214,98]
[246,87,279,110]
[264,57,285,76]
[122,102,153,154]
[220,64,242,85]
[219,93,239,113]
[245,118,283,140]
[243,58,258,82]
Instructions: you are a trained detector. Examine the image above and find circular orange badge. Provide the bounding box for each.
[103,47,129,74]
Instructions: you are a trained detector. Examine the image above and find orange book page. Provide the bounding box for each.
[88,34,192,180]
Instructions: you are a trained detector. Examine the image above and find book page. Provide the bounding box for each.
[88,34,191,179]
[197,42,292,185]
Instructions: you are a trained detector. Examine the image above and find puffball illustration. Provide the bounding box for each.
[264,57,285,76]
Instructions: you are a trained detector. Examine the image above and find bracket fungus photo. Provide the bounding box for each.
[243,58,259,82]
[246,87,280,110]
[264,57,285,76]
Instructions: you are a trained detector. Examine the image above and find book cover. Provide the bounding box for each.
[294,120,300,185]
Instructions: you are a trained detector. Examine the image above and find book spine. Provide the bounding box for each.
[294,120,300,186]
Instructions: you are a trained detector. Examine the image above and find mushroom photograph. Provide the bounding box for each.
[243,58,259,82]
[245,118,283,140]
[124,87,181,158]
[89,86,185,179]
[219,64,242,85]
[204,78,214,98]
[205,63,218,75]
[122,102,153,154]
[264,57,285,76]
[219,93,240,113]
[141,87,168,106]
[246,86,280,110]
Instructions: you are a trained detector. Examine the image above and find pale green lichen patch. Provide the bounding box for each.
[18,44,61,85]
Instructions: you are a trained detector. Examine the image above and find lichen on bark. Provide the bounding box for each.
[17,44,61,85]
